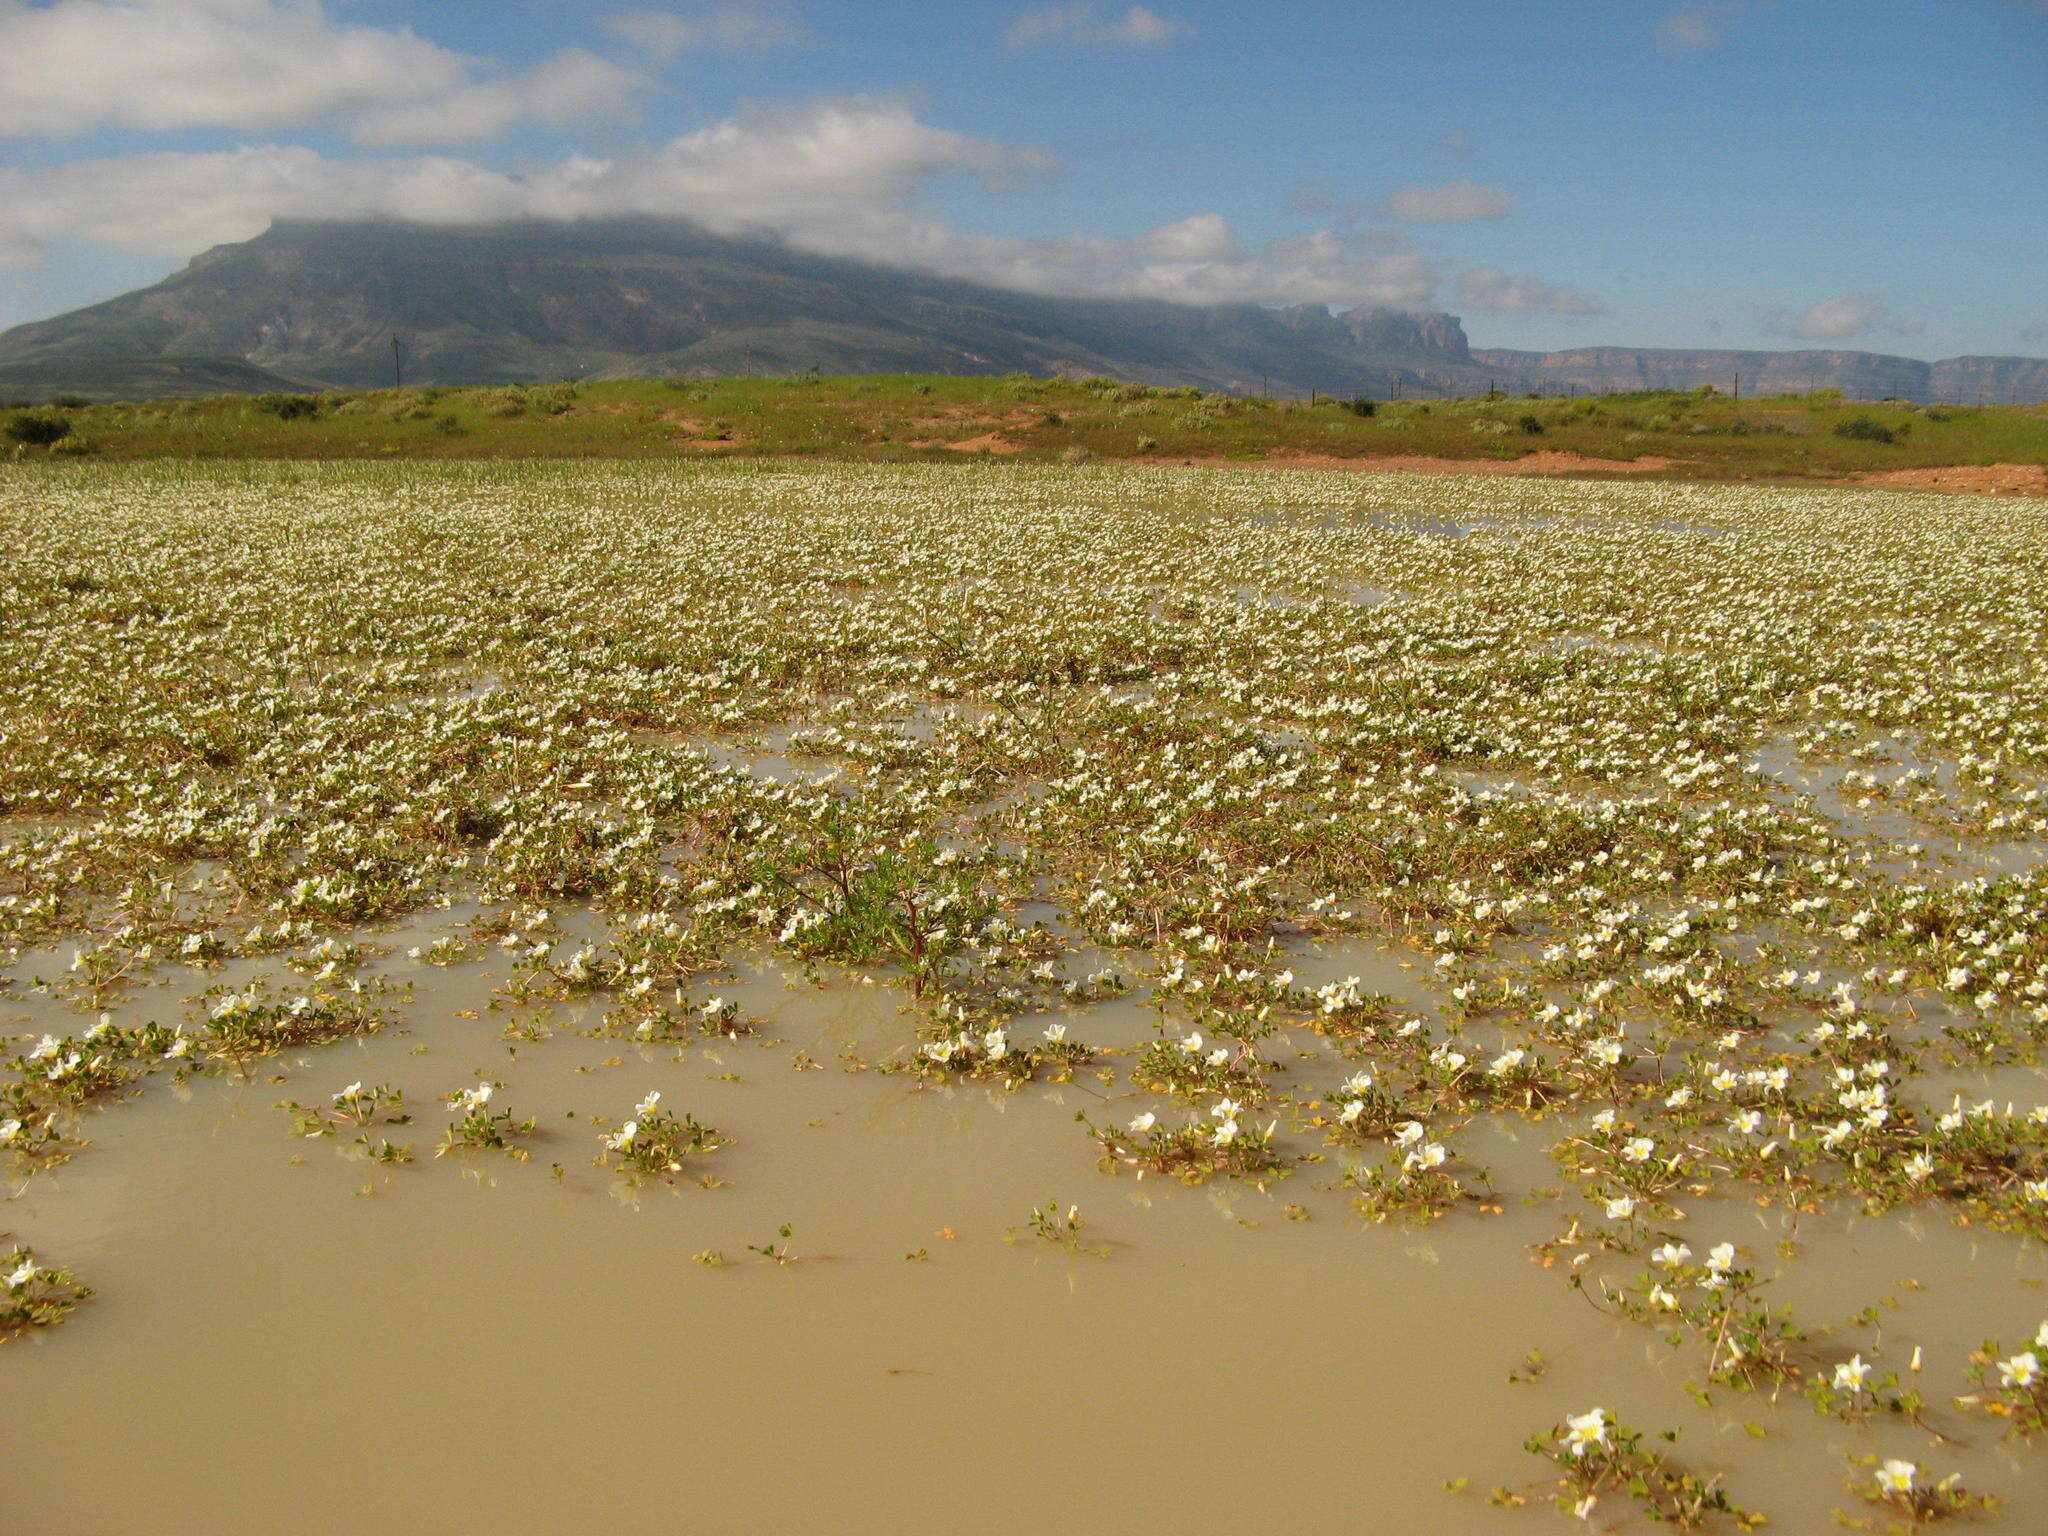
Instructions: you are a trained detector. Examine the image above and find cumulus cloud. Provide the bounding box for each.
[0,96,1440,311]
[0,0,642,143]
[1771,293,1924,342]
[1455,267,1600,315]
[600,2,811,62]
[1655,1,1744,50]
[1381,179,1513,224]
[1006,4,1187,48]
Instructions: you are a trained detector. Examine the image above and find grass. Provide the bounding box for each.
[4,372,2043,484]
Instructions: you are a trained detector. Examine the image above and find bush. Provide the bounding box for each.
[48,434,97,457]
[1343,397,1378,418]
[257,394,322,420]
[1516,413,1545,435]
[46,394,91,409]
[4,411,72,447]
[1833,416,1895,444]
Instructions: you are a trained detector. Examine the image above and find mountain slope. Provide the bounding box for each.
[0,217,1492,398]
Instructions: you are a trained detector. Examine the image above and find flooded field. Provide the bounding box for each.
[4,459,2048,1532]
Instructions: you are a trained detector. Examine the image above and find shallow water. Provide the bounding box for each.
[5,921,2046,1535]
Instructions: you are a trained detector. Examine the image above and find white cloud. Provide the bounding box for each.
[0,96,1441,312]
[1772,293,1924,342]
[600,2,811,62]
[1382,180,1514,224]
[0,0,643,143]
[1135,212,1237,261]
[1455,267,1600,315]
[355,51,645,147]
[1656,1,1743,51]
[1006,4,1187,48]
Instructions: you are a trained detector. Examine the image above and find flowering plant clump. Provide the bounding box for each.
[911,1018,1094,1086]
[1599,1240,1805,1389]
[1088,1100,1288,1186]
[435,1082,535,1157]
[1131,1030,1266,1100]
[279,1082,409,1139]
[1523,1407,1756,1531]
[1005,1197,1107,1256]
[0,1244,91,1339]
[198,980,398,1067]
[596,1092,727,1178]
[1955,1322,2048,1436]
[1846,1456,1999,1529]
[1346,1124,1492,1224]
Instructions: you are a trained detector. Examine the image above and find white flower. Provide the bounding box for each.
[1127,1112,1157,1134]
[1875,1460,1915,1495]
[1903,1151,1934,1181]
[6,1258,40,1289]
[1394,1120,1425,1147]
[983,1029,1008,1060]
[1621,1136,1655,1164]
[1590,1108,1618,1134]
[1178,1032,1204,1055]
[635,1091,662,1118]
[1649,1284,1680,1311]
[336,1082,364,1101]
[1339,1099,1364,1124]
[1212,1097,1242,1120]
[607,1122,638,1151]
[1705,1242,1737,1273]
[1562,1408,1610,1457]
[1210,1118,1240,1147]
[1342,1072,1374,1096]
[1832,1355,1871,1393]
[1652,1242,1692,1269]
[1405,1141,1448,1172]
[1489,1049,1525,1075]
[1728,1110,1763,1135]
[1206,1048,1230,1067]
[1041,1023,1066,1044]
[1604,1196,1636,1220]
[1997,1351,2041,1389]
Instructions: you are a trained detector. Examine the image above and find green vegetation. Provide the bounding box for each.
[3,373,2042,485]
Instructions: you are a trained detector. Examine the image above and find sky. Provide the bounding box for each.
[0,0,2043,357]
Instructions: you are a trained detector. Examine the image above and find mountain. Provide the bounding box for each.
[0,218,2039,405]
[1469,346,2048,405]
[1469,346,1936,400]
[0,217,1493,401]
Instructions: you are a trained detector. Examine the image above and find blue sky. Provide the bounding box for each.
[1,0,2043,356]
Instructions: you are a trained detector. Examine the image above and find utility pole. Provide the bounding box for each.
[1732,371,1739,402]
[392,334,403,390]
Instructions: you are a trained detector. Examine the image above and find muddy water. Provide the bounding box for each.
[4,926,2047,1534]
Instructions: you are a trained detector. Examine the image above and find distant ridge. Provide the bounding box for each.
[1471,346,2048,404]
[0,217,2040,404]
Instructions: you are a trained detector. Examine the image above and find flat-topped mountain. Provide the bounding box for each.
[0,217,1492,400]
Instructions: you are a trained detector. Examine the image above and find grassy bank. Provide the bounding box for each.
[6,371,2045,483]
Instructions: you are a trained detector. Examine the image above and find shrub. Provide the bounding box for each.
[46,394,91,409]
[49,434,97,457]
[1343,397,1378,418]
[1134,435,1158,452]
[1833,416,1895,444]
[257,394,322,420]
[1517,413,1545,435]
[4,411,72,447]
